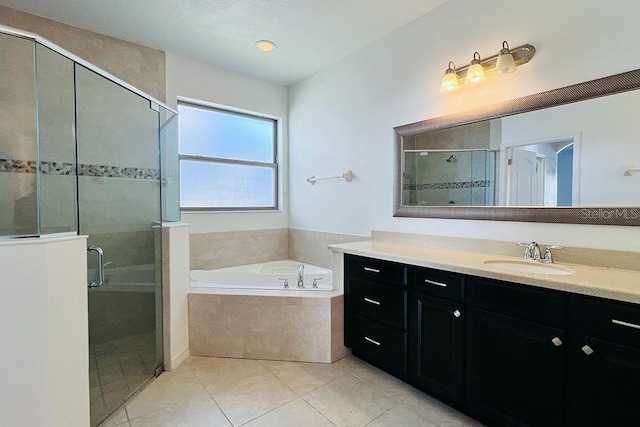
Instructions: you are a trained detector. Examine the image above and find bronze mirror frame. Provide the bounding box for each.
[393,69,640,226]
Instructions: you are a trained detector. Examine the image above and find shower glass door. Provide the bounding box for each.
[75,64,162,426]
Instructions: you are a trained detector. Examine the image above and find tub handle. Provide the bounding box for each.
[88,246,105,288]
[278,277,289,289]
[312,277,323,288]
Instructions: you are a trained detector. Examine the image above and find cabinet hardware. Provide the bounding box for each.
[364,297,381,306]
[581,345,594,355]
[364,267,380,273]
[364,336,381,346]
[551,337,563,347]
[612,319,640,330]
[453,310,462,318]
[424,278,448,287]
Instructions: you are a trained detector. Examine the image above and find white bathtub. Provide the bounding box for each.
[190,259,333,291]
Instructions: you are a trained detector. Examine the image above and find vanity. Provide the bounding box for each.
[332,240,640,427]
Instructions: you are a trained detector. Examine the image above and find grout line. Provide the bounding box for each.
[185,361,235,427]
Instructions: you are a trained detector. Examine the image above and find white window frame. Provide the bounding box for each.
[178,100,279,211]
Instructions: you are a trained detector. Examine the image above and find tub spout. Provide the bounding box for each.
[297,264,305,288]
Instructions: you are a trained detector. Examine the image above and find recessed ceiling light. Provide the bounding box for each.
[255,40,277,52]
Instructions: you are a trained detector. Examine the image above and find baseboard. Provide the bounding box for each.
[168,346,189,371]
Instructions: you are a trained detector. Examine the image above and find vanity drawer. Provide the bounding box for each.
[346,254,407,286]
[471,278,568,326]
[574,295,640,348]
[413,267,465,300]
[348,313,407,376]
[347,277,407,329]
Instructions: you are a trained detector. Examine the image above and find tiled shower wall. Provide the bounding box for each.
[0,5,166,101]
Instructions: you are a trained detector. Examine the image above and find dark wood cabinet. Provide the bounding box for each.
[467,277,568,426]
[568,295,640,426]
[468,309,567,426]
[344,254,408,378]
[343,253,640,427]
[410,293,465,403]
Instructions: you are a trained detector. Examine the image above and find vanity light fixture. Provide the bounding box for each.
[496,41,517,74]
[255,40,277,52]
[440,61,460,92]
[466,52,486,84]
[440,41,536,92]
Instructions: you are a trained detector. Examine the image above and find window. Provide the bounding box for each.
[178,102,278,210]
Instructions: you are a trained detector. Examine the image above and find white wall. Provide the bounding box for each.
[165,52,289,233]
[0,236,89,427]
[162,223,191,370]
[289,0,640,251]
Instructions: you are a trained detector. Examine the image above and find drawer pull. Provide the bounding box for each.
[453,310,461,318]
[581,345,594,355]
[364,336,381,346]
[424,278,448,288]
[364,267,380,273]
[612,319,640,330]
[551,337,563,347]
[364,297,381,306]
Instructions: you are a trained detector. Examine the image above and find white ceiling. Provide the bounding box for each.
[0,0,448,86]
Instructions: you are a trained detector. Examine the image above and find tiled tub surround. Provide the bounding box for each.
[188,292,348,363]
[189,228,289,270]
[330,239,640,304]
[185,229,361,365]
[288,228,367,268]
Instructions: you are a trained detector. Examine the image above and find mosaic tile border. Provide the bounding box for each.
[404,180,490,190]
[0,159,159,180]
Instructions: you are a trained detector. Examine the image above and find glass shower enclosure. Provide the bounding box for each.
[0,27,178,426]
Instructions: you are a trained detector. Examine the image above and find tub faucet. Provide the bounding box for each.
[297,264,305,288]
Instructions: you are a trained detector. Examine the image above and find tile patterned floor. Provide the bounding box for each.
[91,332,158,426]
[99,354,483,427]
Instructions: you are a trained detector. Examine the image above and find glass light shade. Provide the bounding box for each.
[440,71,460,92]
[466,62,485,84]
[496,51,517,74]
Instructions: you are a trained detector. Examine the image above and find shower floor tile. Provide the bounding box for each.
[90,332,157,426]
[99,354,483,427]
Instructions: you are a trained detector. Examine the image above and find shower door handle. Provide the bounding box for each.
[88,246,105,288]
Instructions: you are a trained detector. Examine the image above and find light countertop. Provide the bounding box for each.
[329,240,640,304]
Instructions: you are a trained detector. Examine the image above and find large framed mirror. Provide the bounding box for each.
[394,69,640,226]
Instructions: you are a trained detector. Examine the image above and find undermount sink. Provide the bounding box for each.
[483,259,575,276]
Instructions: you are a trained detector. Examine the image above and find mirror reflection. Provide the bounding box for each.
[401,88,640,208]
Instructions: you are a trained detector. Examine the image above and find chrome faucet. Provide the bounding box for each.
[297,264,305,288]
[518,242,563,263]
[521,241,542,261]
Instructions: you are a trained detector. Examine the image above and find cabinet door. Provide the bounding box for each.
[411,294,464,403]
[468,309,566,427]
[569,336,640,426]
